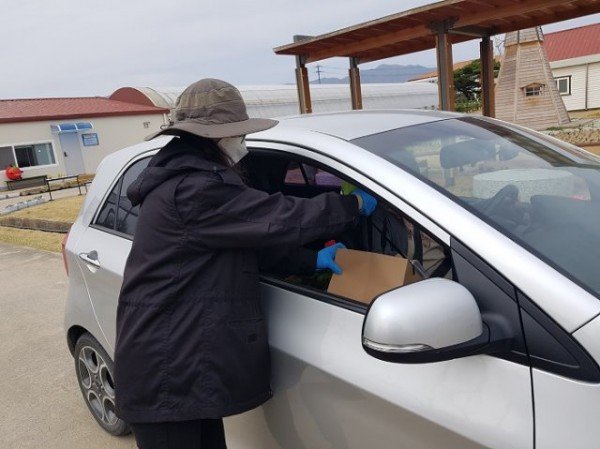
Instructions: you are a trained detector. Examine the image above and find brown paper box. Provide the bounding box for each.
[327,249,422,304]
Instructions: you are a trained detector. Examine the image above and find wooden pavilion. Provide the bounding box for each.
[274,0,600,117]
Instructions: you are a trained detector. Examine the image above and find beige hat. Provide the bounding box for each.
[146,78,278,140]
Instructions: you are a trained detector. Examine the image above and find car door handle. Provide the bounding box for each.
[79,250,101,268]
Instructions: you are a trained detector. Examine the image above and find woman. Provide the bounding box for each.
[114,78,376,449]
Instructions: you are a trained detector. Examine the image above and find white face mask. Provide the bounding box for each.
[217,137,248,165]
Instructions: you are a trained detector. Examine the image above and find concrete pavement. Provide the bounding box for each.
[0,243,135,449]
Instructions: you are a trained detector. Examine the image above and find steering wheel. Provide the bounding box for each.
[466,184,529,231]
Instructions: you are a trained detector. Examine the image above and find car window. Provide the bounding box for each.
[95,180,120,230]
[93,157,150,235]
[352,117,600,298]
[284,162,342,188]
[284,161,306,185]
[245,151,451,304]
[116,158,150,235]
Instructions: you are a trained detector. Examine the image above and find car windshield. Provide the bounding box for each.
[352,117,600,298]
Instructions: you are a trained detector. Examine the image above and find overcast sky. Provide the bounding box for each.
[1,0,598,99]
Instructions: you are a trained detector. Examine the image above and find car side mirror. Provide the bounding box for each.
[362,279,493,363]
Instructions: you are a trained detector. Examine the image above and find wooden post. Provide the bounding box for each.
[480,36,495,117]
[293,35,313,114]
[349,57,363,110]
[295,64,312,114]
[435,30,454,111]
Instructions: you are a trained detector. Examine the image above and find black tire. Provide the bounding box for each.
[73,332,130,436]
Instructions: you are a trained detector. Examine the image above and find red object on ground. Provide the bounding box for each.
[5,165,23,180]
[325,240,337,247]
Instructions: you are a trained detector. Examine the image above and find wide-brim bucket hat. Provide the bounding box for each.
[146,78,278,140]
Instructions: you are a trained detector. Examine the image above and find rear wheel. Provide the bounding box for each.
[74,332,130,436]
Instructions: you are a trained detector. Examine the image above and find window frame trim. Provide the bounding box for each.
[89,222,134,241]
[524,84,543,97]
[91,153,153,237]
[260,274,368,315]
[555,75,572,96]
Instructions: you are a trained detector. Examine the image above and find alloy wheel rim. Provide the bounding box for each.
[77,346,118,426]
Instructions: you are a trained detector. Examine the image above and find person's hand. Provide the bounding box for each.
[351,189,377,216]
[316,242,346,275]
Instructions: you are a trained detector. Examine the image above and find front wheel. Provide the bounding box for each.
[74,332,130,436]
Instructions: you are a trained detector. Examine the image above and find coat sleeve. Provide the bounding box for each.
[257,246,317,275]
[177,170,360,249]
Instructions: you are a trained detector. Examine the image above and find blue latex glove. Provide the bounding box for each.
[351,189,377,216]
[316,242,346,275]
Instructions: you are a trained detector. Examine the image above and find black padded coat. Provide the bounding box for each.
[114,138,359,423]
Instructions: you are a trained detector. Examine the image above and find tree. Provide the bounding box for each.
[453,59,501,101]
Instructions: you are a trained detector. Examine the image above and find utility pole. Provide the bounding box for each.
[316,65,323,84]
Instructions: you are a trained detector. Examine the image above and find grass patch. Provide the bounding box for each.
[0,195,84,252]
[10,195,84,223]
[569,110,600,119]
[0,226,64,253]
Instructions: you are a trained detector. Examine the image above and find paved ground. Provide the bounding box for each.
[0,243,136,449]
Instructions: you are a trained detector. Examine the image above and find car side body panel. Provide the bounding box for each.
[73,227,131,357]
[64,221,109,354]
[224,283,532,449]
[532,316,600,449]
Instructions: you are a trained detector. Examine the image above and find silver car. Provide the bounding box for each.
[64,110,600,449]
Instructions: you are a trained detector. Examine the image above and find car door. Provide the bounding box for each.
[73,156,150,355]
[224,144,534,449]
[516,289,600,449]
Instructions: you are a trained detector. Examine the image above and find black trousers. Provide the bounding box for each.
[130,418,227,449]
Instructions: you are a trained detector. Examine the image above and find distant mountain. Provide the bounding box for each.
[312,64,434,84]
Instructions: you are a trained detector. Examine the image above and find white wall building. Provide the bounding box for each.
[545,23,600,112]
[0,97,168,186]
[0,82,439,188]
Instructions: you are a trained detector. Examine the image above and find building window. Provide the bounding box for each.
[0,142,57,169]
[0,146,14,168]
[524,84,543,97]
[555,76,571,95]
[14,143,56,168]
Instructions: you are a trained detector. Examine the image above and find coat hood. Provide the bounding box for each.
[127,138,228,207]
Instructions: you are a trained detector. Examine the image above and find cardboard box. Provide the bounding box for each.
[327,249,422,304]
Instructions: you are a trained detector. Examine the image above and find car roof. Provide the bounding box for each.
[253,109,462,141]
[98,110,463,172]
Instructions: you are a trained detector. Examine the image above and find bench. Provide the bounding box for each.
[5,175,48,191]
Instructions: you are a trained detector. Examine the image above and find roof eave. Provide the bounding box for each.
[0,109,169,125]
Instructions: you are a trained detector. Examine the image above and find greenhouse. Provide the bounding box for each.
[109,82,439,118]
